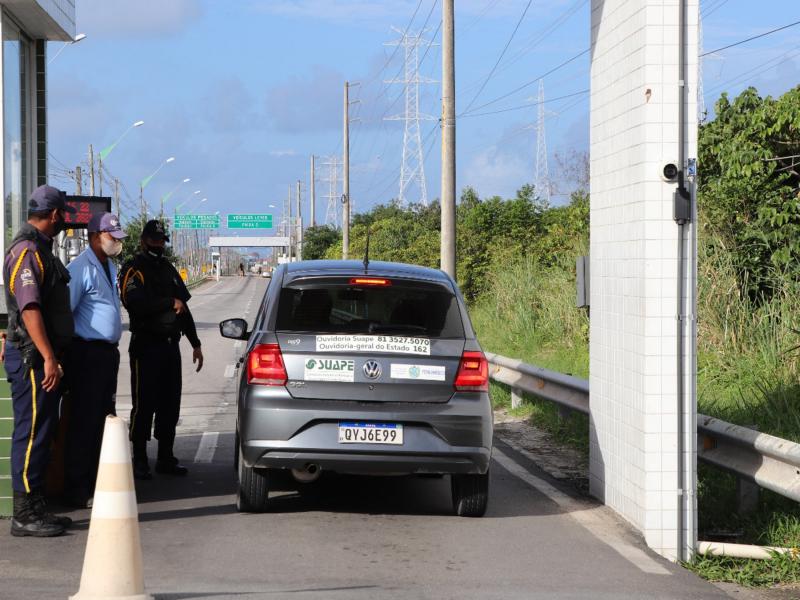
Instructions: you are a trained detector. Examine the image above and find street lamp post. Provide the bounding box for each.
[161,178,191,217]
[97,120,144,197]
[139,156,175,219]
[48,33,86,65]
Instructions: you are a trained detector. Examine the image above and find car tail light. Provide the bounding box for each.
[349,277,392,286]
[454,351,489,392]
[247,344,287,386]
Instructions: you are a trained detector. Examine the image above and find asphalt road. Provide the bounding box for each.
[1,276,736,599]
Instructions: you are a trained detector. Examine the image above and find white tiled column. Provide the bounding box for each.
[589,0,698,561]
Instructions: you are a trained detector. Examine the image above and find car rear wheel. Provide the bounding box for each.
[236,446,270,513]
[451,471,489,517]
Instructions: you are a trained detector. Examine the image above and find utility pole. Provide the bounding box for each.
[114,178,120,218]
[440,0,456,278]
[310,155,316,228]
[75,166,82,195]
[88,144,95,196]
[287,184,293,261]
[343,81,351,259]
[296,179,303,259]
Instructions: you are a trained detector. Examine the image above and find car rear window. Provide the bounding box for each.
[275,278,464,338]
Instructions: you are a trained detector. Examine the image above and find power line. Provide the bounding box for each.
[460,48,589,116]
[461,0,534,115]
[705,44,800,96]
[457,0,586,100]
[460,88,590,118]
[701,0,731,18]
[701,19,800,57]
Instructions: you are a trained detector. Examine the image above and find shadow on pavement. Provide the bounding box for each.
[130,433,560,520]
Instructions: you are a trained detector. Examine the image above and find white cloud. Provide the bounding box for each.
[269,149,297,157]
[77,0,203,38]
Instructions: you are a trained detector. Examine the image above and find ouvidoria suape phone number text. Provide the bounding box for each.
[316,335,430,355]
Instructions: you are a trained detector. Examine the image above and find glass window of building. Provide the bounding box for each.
[3,17,31,252]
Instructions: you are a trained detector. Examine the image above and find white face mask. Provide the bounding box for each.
[101,236,123,258]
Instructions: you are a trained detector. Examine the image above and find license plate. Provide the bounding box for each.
[338,422,403,445]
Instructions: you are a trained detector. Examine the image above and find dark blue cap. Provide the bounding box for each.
[141,219,169,242]
[88,212,126,239]
[28,185,75,213]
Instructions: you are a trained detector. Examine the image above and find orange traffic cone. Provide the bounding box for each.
[70,416,153,600]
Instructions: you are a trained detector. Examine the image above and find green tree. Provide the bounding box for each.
[699,85,800,297]
[302,225,340,260]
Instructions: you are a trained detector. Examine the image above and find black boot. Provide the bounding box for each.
[30,490,73,528]
[155,455,188,476]
[10,491,65,537]
[132,441,152,480]
[156,438,188,476]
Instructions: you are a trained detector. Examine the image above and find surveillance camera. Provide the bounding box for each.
[662,162,679,183]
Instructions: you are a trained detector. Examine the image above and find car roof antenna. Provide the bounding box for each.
[363,225,370,272]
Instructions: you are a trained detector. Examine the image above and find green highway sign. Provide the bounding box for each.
[227,213,273,229]
[173,214,220,229]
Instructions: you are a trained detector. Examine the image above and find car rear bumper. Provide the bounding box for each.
[239,393,492,475]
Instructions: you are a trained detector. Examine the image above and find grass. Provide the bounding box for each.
[470,241,800,588]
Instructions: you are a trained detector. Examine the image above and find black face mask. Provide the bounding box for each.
[145,245,164,259]
[53,213,67,235]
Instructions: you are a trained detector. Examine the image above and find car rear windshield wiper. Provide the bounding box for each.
[369,324,427,334]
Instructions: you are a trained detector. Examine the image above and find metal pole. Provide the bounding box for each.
[310,155,316,228]
[98,158,103,196]
[88,144,95,196]
[440,0,456,278]
[343,81,350,260]
[296,179,303,259]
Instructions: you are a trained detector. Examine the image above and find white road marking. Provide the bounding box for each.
[224,364,235,378]
[194,432,219,463]
[492,447,671,575]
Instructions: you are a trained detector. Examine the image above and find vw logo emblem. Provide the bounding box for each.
[363,360,382,380]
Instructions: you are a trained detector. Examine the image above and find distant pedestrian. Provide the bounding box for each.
[62,213,126,508]
[119,219,203,480]
[3,185,75,537]
[239,262,245,277]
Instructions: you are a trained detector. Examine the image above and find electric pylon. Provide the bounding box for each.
[321,156,341,227]
[534,79,550,205]
[384,27,437,206]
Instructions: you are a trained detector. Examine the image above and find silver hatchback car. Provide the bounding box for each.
[220,260,493,516]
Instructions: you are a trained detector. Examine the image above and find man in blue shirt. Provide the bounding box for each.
[62,212,126,508]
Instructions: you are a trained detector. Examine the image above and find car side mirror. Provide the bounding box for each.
[219,318,249,340]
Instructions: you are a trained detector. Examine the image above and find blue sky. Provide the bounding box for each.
[47,0,800,231]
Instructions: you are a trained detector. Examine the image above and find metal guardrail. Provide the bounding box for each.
[486,352,800,503]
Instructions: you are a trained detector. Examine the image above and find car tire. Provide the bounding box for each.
[451,471,489,517]
[236,446,270,513]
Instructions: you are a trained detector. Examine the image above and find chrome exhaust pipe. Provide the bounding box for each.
[291,463,322,483]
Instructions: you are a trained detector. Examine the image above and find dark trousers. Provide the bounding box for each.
[129,336,182,458]
[6,344,62,493]
[63,339,120,498]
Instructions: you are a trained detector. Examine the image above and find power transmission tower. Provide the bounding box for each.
[534,79,550,205]
[385,27,437,206]
[321,156,341,227]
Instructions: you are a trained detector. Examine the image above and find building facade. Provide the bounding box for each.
[0,0,75,515]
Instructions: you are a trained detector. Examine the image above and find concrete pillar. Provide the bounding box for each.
[589,0,699,561]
